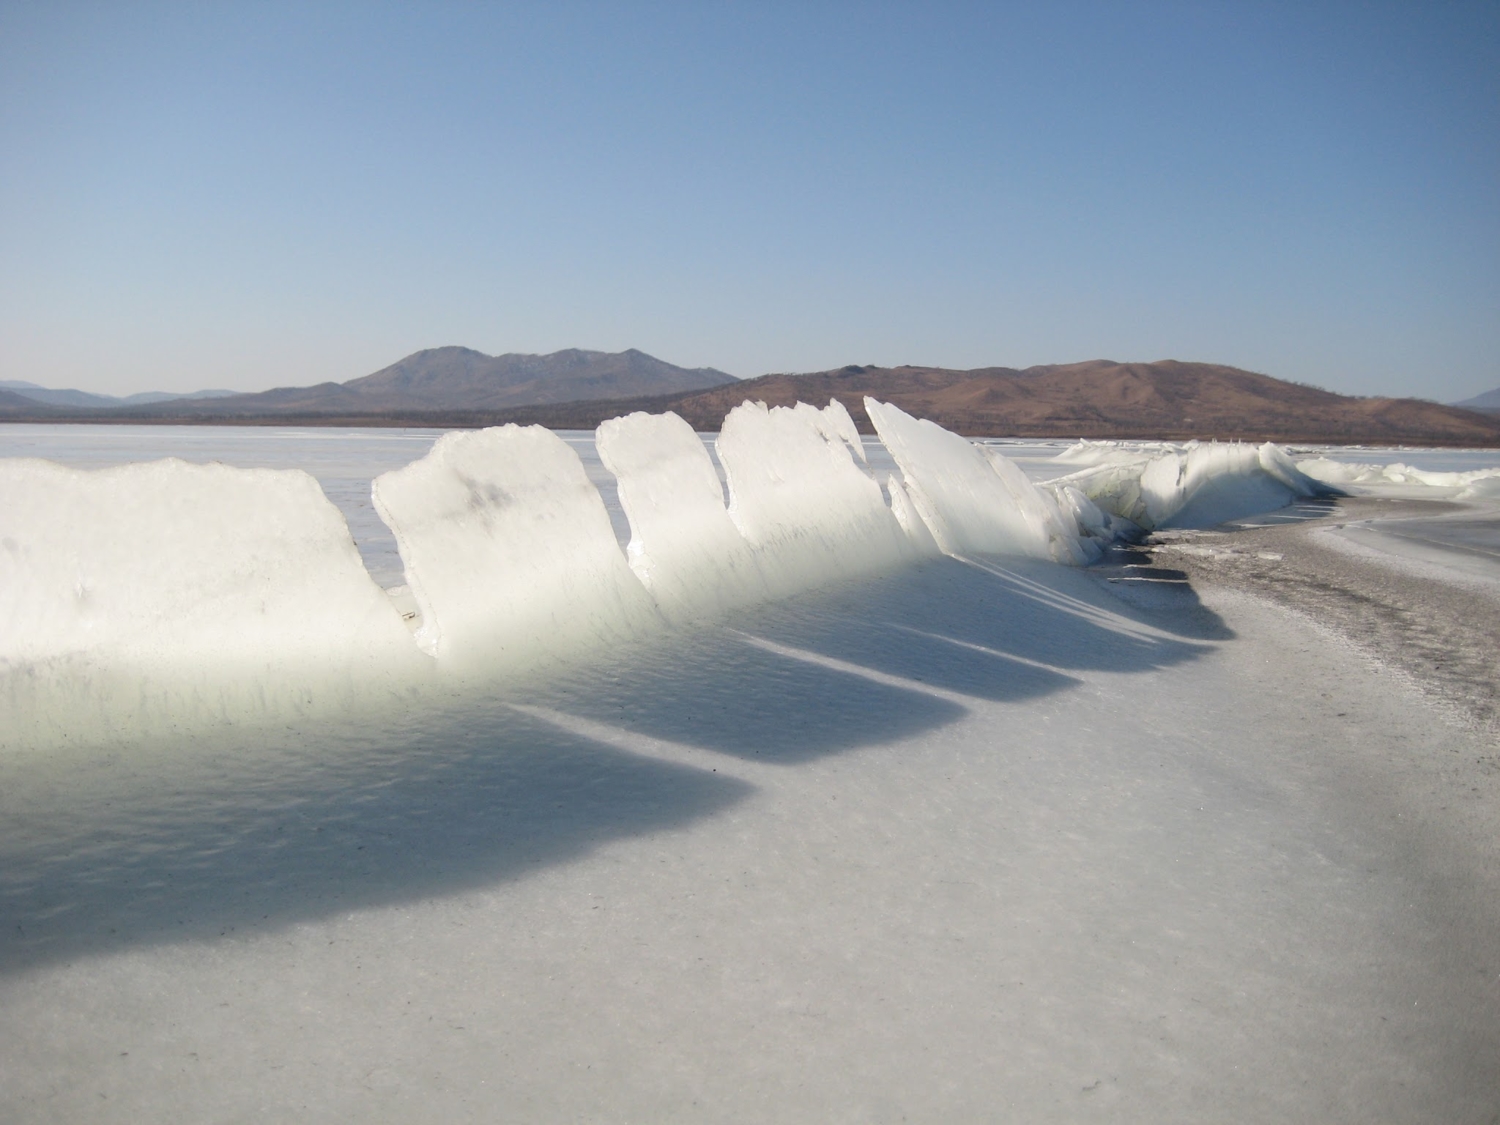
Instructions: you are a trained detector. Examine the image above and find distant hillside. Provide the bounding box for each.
[636,360,1500,446]
[345,347,735,408]
[5,355,1498,446]
[0,388,75,417]
[0,381,237,409]
[100,347,736,418]
[1453,387,1500,414]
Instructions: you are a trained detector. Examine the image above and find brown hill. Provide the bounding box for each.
[343,346,734,408]
[6,356,1498,446]
[371,359,1495,445]
[651,360,1500,446]
[84,347,735,419]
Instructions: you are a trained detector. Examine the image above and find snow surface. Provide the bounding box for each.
[1,423,1498,1120]
[1,553,1496,1122]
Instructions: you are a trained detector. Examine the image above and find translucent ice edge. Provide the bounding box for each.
[1045,438,1341,530]
[1294,457,1500,500]
[1,401,1326,747]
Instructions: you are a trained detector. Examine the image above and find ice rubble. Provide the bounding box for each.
[1296,457,1500,500]
[1045,439,1335,530]
[2,401,1339,746]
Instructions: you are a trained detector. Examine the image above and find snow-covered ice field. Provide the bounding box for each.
[1,415,1498,1122]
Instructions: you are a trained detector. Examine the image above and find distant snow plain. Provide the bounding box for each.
[1,416,1497,1123]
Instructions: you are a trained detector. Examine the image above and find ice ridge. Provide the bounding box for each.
[1,403,1329,746]
[1296,457,1500,500]
[1045,439,1337,530]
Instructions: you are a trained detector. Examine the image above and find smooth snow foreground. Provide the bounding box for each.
[2,551,1497,1121]
[1,412,1496,1122]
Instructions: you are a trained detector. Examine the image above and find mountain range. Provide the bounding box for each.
[1453,387,1500,414]
[0,380,238,410]
[0,348,733,419]
[641,361,1500,445]
[3,348,1498,446]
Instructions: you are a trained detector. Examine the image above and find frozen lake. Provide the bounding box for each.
[1,421,1498,1121]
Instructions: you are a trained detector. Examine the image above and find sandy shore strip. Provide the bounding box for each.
[1138,495,1500,740]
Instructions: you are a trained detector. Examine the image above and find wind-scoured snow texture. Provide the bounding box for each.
[715,401,922,597]
[1050,440,1333,530]
[0,458,422,748]
[1297,458,1500,500]
[372,425,661,671]
[864,399,1087,562]
[595,411,770,621]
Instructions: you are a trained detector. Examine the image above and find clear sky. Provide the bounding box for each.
[2,1,1497,400]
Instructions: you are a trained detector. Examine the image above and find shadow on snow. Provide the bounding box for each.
[0,554,1230,975]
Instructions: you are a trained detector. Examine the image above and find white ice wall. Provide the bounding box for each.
[1,457,415,668]
[0,457,422,747]
[864,399,1080,561]
[595,410,769,621]
[1052,441,1330,530]
[372,425,661,671]
[1298,457,1500,501]
[715,401,922,596]
[4,407,1348,750]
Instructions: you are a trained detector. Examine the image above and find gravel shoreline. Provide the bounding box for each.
[1121,496,1500,747]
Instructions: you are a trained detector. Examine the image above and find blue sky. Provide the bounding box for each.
[1,1,1497,399]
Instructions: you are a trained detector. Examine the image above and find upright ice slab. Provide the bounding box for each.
[716,401,920,596]
[595,411,770,620]
[864,399,1084,562]
[0,457,421,747]
[1051,440,1331,530]
[372,425,661,670]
